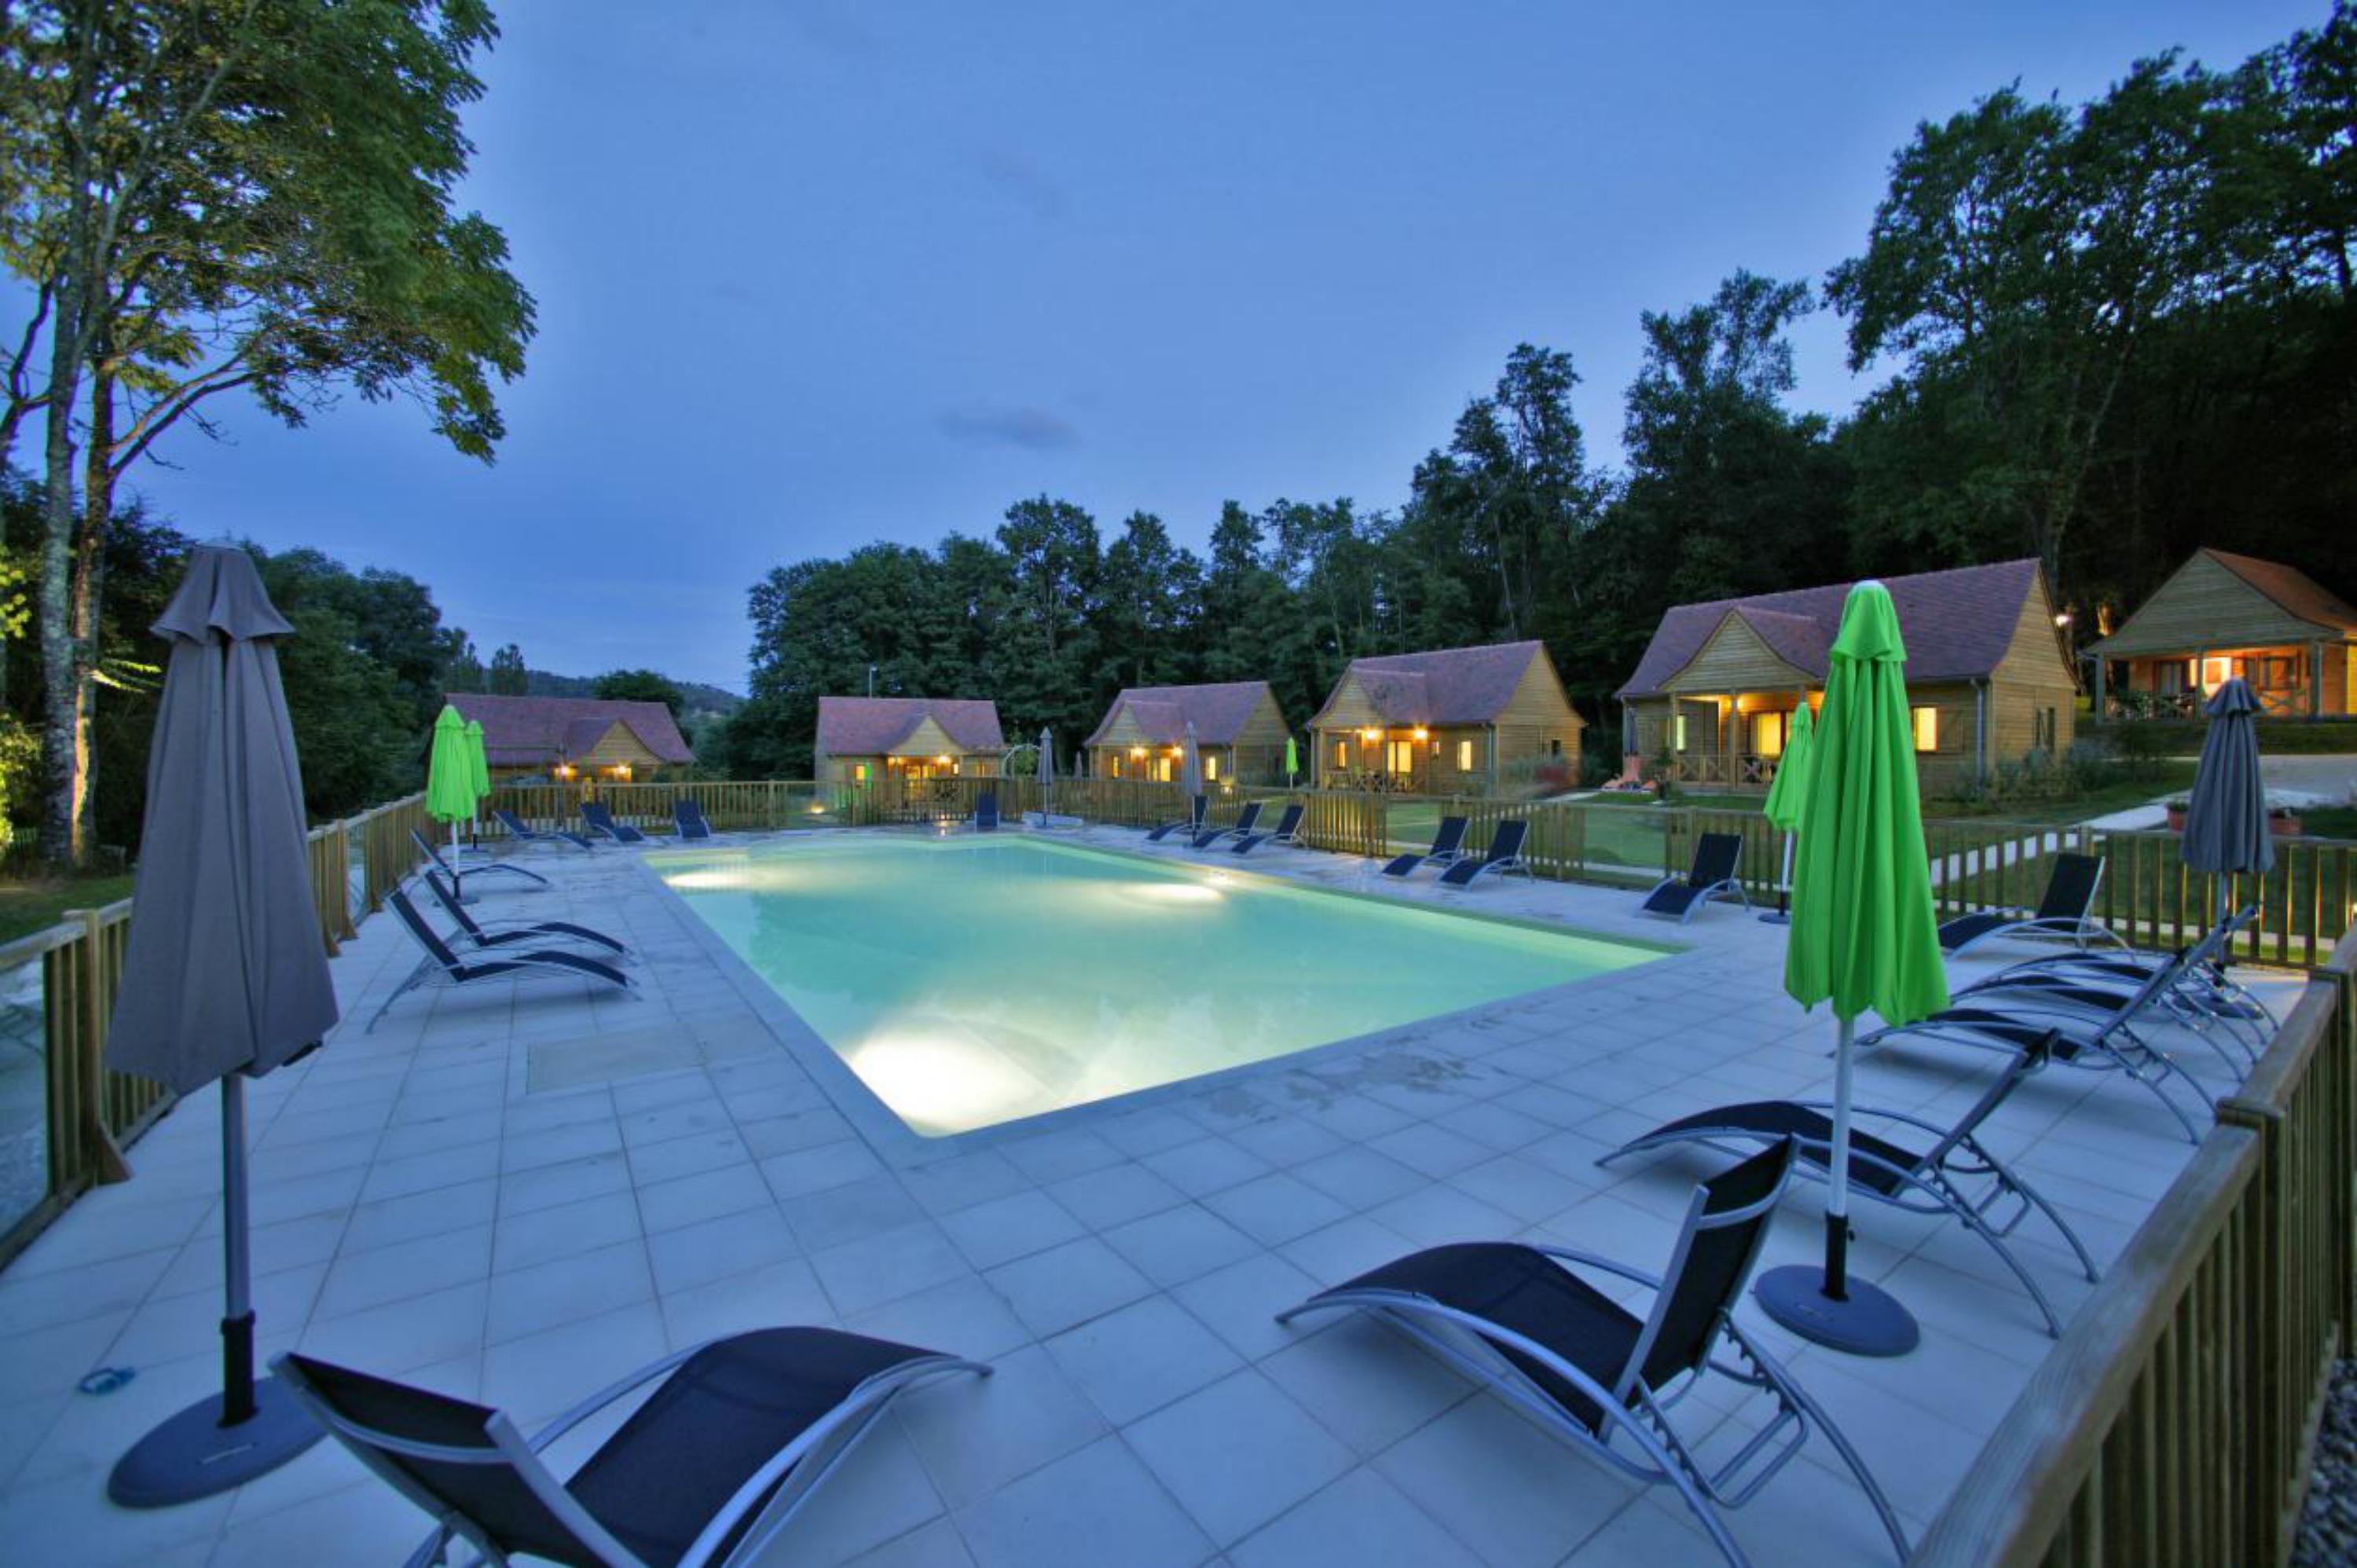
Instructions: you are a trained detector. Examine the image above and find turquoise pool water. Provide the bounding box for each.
[657,836,1661,1136]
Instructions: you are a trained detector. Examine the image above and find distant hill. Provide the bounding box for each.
[523,670,744,724]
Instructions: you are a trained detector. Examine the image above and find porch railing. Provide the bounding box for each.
[1907,927,2355,1567]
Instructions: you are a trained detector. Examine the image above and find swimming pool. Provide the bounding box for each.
[656,835,1663,1137]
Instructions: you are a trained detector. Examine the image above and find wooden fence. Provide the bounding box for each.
[1908,925,2355,1567]
[467,777,2355,969]
[0,793,434,1269]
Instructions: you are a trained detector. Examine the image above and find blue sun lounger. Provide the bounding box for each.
[372,888,635,1031]
[1383,815,1468,877]
[674,797,719,841]
[419,870,632,962]
[1640,833,1747,924]
[1438,819,1530,888]
[1192,800,1262,849]
[411,828,548,896]
[1146,795,1208,842]
[493,808,594,852]
[1232,802,1303,854]
[581,800,647,844]
[972,791,999,832]
[1937,852,2118,955]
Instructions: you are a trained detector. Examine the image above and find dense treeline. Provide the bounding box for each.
[721,8,2356,781]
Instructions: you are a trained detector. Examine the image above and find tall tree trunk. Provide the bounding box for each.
[38,310,86,868]
[70,363,115,856]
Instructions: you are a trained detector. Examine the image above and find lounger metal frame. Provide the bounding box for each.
[275,1342,991,1568]
[1601,1039,2096,1337]
[1277,1153,1907,1567]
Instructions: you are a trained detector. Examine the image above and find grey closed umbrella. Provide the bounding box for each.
[104,544,339,1506]
[1036,727,1055,823]
[1180,718,1202,800]
[2181,676,2275,936]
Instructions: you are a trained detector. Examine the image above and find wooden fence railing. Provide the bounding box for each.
[0,792,434,1269]
[1908,926,2355,1568]
[465,777,2357,969]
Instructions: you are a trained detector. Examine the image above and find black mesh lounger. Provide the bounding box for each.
[1437,819,1530,888]
[1860,951,2212,1141]
[1382,815,1468,877]
[1602,1035,2095,1336]
[493,808,596,852]
[581,801,648,844]
[1640,832,1749,924]
[1191,800,1261,849]
[1937,852,2121,955]
[1960,907,2267,1072]
[970,792,999,832]
[1144,795,1208,841]
[275,1328,990,1568]
[419,870,633,962]
[1275,1141,1907,1567]
[412,827,549,896]
[673,798,719,841]
[1231,802,1303,854]
[372,888,636,1031]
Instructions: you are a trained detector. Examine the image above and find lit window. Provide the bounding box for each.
[1204,753,1219,781]
[853,763,868,781]
[1385,739,1415,775]
[1673,714,1688,751]
[1753,711,1785,758]
[1456,738,1474,771]
[1332,739,1347,768]
[1912,706,1940,752]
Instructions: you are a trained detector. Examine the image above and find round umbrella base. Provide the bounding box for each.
[1757,911,1790,925]
[108,1378,323,1508]
[1753,1266,1919,1357]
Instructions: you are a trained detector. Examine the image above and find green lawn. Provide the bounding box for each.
[2302,805,2357,841]
[0,873,137,946]
[1924,762,2198,826]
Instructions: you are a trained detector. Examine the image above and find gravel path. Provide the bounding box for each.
[2296,1359,2357,1568]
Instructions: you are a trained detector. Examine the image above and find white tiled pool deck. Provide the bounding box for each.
[0,826,2301,1567]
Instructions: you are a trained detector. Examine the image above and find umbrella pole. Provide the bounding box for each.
[108,1075,325,1506]
[219,1075,257,1423]
[1752,1014,1922,1357]
[1760,832,1795,925]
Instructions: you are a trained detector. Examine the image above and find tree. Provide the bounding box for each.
[1,1,533,863]
[1827,59,2225,595]
[1094,511,1200,691]
[594,667,685,722]
[988,496,1102,743]
[486,643,528,695]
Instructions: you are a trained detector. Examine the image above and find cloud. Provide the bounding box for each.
[968,147,1065,220]
[937,406,1080,451]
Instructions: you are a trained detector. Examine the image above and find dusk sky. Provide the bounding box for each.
[111,0,2326,691]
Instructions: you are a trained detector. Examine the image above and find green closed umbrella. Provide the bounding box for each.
[466,718,491,800]
[1760,699,1816,924]
[426,705,477,850]
[1755,581,1949,1356]
[1285,734,1299,786]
